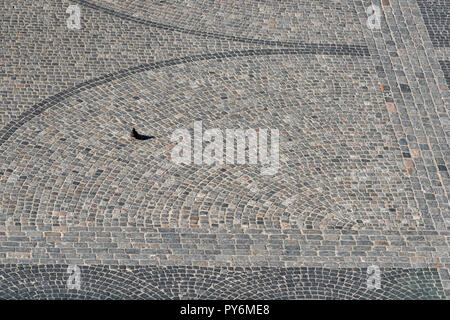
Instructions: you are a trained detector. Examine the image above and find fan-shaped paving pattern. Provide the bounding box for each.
[2,0,450,300]
[83,0,367,45]
[0,54,423,234]
[0,265,444,300]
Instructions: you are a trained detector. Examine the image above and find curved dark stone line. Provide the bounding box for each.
[75,0,370,54]
[0,48,370,147]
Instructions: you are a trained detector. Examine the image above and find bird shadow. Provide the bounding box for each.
[135,134,155,141]
[131,128,155,141]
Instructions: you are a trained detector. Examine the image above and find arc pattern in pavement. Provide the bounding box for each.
[0,264,444,300]
[1,54,423,234]
[0,48,369,148]
[1,0,449,299]
[75,0,369,47]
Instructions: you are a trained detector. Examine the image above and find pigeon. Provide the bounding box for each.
[130,128,155,141]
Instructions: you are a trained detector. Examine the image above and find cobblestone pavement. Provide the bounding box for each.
[0,0,448,299]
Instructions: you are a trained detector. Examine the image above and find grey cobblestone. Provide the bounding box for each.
[0,0,448,299]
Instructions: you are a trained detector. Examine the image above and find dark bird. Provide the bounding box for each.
[130,128,155,141]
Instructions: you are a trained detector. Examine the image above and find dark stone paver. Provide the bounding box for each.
[0,264,445,300]
[440,60,450,87]
[417,0,450,47]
